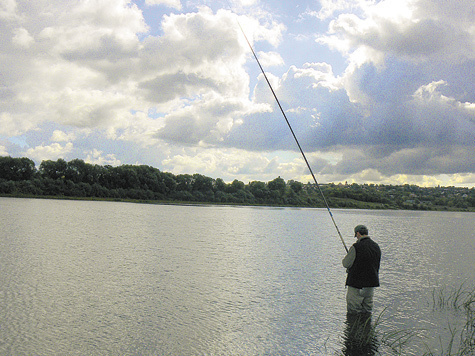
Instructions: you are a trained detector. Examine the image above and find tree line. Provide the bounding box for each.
[0,156,474,211]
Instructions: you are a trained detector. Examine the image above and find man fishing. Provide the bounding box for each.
[342,225,381,314]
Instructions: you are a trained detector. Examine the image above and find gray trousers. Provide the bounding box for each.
[346,286,375,313]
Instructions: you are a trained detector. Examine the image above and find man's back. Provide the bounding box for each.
[346,237,381,289]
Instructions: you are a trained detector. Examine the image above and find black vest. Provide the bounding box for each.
[346,237,381,289]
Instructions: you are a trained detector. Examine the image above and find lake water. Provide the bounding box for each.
[0,197,474,355]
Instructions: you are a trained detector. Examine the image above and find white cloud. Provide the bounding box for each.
[137,8,285,145]
[155,93,251,145]
[37,0,147,59]
[0,145,8,156]
[339,171,475,188]
[318,0,475,66]
[413,80,475,114]
[256,51,284,67]
[0,1,147,136]
[51,130,76,142]
[233,0,259,6]
[230,62,360,152]
[12,28,34,48]
[0,112,37,136]
[85,149,121,166]
[1,2,283,147]
[293,62,342,91]
[24,142,73,162]
[410,81,475,146]
[145,0,182,10]
[314,0,371,20]
[161,147,299,182]
[115,111,163,147]
[0,0,17,20]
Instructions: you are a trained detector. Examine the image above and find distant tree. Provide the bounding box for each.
[215,190,232,203]
[0,156,36,181]
[39,159,68,180]
[17,157,37,180]
[288,180,303,194]
[18,180,41,195]
[249,181,268,200]
[91,182,109,198]
[134,165,166,193]
[268,177,286,193]
[0,156,15,180]
[214,178,226,193]
[161,172,177,194]
[0,180,16,193]
[192,174,214,193]
[467,189,475,207]
[66,159,90,183]
[228,179,245,193]
[175,174,193,192]
[2,156,474,212]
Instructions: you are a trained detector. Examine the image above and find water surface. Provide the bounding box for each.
[0,198,474,355]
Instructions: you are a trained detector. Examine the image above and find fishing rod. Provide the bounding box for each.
[237,21,348,253]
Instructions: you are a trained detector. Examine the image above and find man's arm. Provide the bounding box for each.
[342,245,356,269]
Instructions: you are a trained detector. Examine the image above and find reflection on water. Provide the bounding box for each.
[342,313,378,356]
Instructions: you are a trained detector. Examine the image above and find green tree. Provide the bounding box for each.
[175,174,193,192]
[249,181,268,200]
[134,165,166,193]
[162,172,177,194]
[228,179,245,193]
[39,159,68,180]
[66,159,90,183]
[268,177,286,195]
[214,178,227,192]
[0,156,36,181]
[192,174,214,193]
[288,180,303,194]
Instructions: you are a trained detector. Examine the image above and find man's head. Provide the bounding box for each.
[354,225,368,237]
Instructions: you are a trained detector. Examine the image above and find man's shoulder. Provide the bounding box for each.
[356,236,371,244]
[366,238,381,253]
[357,237,380,248]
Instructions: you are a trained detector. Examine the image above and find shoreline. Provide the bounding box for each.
[2,193,474,213]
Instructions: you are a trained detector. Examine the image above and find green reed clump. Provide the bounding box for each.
[458,301,475,356]
[431,283,475,310]
[424,284,475,356]
[341,312,379,354]
[338,307,423,356]
[338,285,475,356]
[374,308,424,354]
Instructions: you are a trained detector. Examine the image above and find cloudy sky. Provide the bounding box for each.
[1,0,474,187]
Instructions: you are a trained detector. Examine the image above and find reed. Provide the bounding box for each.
[337,285,475,356]
[375,308,424,354]
[404,284,475,356]
[338,307,422,355]
[431,283,475,310]
[427,284,475,355]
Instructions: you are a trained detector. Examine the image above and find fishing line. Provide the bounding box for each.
[236,21,348,252]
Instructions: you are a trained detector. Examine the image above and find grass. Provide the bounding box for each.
[338,308,423,355]
[412,284,475,356]
[376,308,425,355]
[337,285,475,356]
[431,283,475,310]
[426,284,475,355]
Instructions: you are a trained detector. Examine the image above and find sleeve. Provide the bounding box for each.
[342,245,356,269]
